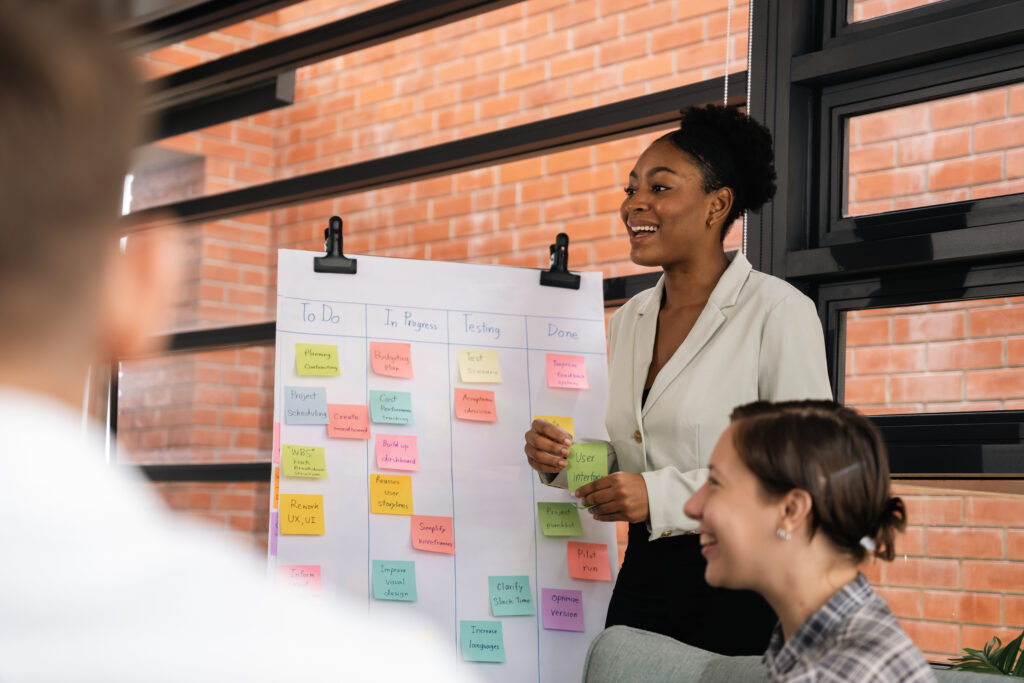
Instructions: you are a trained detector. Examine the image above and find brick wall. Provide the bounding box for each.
[851,0,946,23]
[122,0,1024,663]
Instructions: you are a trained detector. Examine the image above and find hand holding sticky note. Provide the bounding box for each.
[567,441,608,493]
[533,414,574,436]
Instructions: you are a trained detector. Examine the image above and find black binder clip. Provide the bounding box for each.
[539,232,580,290]
[313,216,357,274]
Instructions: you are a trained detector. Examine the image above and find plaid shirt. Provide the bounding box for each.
[763,573,936,682]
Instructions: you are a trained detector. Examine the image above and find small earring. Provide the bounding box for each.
[775,528,791,541]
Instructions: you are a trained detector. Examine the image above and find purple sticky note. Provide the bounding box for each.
[270,511,279,556]
[541,588,584,632]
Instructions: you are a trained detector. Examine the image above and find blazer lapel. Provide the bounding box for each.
[642,251,752,416]
[632,276,663,423]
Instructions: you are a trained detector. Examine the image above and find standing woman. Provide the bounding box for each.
[524,104,832,655]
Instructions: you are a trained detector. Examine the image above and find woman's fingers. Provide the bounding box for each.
[522,419,572,473]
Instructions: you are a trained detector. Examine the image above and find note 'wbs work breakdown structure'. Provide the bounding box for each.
[269,250,617,682]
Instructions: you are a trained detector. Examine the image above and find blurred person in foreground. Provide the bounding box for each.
[0,3,461,681]
[684,401,935,682]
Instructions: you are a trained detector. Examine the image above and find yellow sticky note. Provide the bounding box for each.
[458,348,502,383]
[279,494,325,535]
[369,474,414,516]
[295,343,340,376]
[281,444,327,478]
[533,414,574,436]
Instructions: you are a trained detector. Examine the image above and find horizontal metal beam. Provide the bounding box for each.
[786,220,1024,280]
[149,71,295,142]
[130,73,746,227]
[116,0,301,54]
[144,0,521,115]
[791,1,1024,86]
[167,322,276,353]
[137,462,272,482]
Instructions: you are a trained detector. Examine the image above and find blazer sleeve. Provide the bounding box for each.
[759,293,833,401]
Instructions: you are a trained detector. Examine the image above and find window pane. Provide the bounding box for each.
[843,297,1024,414]
[132,0,750,211]
[868,480,1024,662]
[117,345,274,464]
[150,481,271,554]
[848,0,950,23]
[844,82,1024,217]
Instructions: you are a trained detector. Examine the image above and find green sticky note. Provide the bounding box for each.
[488,575,534,616]
[537,502,583,536]
[369,390,413,425]
[567,441,608,493]
[460,620,505,663]
[372,560,417,601]
[295,343,340,376]
[281,444,327,478]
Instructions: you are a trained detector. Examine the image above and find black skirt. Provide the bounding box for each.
[604,522,778,656]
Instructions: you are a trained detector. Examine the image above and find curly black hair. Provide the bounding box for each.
[662,104,777,241]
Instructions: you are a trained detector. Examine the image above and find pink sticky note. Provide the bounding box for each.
[546,353,589,390]
[375,434,419,471]
[272,421,281,464]
[371,341,413,378]
[541,588,584,631]
[277,565,322,594]
[411,515,455,554]
[567,541,611,581]
[327,404,370,439]
[269,511,278,556]
[454,388,497,422]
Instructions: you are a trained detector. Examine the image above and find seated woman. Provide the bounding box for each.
[683,400,935,682]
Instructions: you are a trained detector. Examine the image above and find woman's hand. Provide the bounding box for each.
[575,473,650,523]
[524,419,572,473]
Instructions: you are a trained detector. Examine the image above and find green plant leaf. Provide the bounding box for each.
[950,629,1024,677]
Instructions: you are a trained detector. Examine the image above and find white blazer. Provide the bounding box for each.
[543,251,832,540]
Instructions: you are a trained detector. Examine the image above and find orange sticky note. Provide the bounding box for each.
[371,342,413,378]
[273,466,280,509]
[411,515,455,554]
[454,388,497,422]
[279,494,325,535]
[567,541,611,581]
[327,404,370,439]
[546,353,589,389]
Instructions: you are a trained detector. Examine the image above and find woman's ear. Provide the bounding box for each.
[707,186,734,230]
[98,224,184,361]
[778,488,813,538]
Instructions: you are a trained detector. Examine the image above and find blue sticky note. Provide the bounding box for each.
[460,620,505,662]
[371,560,417,601]
[369,390,413,425]
[284,386,328,425]
[489,575,534,616]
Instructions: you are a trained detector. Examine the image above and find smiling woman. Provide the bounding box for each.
[684,400,936,682]
[523,105,833,655]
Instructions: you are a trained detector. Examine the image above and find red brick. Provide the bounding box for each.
[963,560,1024,592]
[970,306,1024,337]
[855,345,927,373]
[931,89,1007,130]
[855,103,931,144]
[849,142,896,174]
[898,619,960,655]
[974,117,1024,152]
[853,168,926,201]
[896,129,971,165]
[622,55,673,84]
[890,373,962,403]
[903,495,963,525]
[1007,595,1024,626]
[844,376,887,404]
[599,39,647,67]
[543,196,590,222]
[894,526,925,556]
[926,527,1003,558]
[500,157,543,183]
[1009,530,1024,560]
[650,18,705,53]
[922,591,1001,624]
[962,625,1024,652]
[928,153,1005,191]
[929,340,1004,371]
[884,557,959,588]
[965,497,1024,527]
[965,368,1024,400]
[893,311,964,342]
[845,317,891,345]
[875,587,922,618]
[573,18,619,49]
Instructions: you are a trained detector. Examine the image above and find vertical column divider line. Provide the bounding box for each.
[523,314,541,682]
[365,303,370,613]
[446,309,459,665]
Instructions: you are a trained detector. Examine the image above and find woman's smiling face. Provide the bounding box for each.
[684,423,782,591]
[620,137,719,268]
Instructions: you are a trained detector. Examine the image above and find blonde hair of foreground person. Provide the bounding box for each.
[0,3,468,681]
